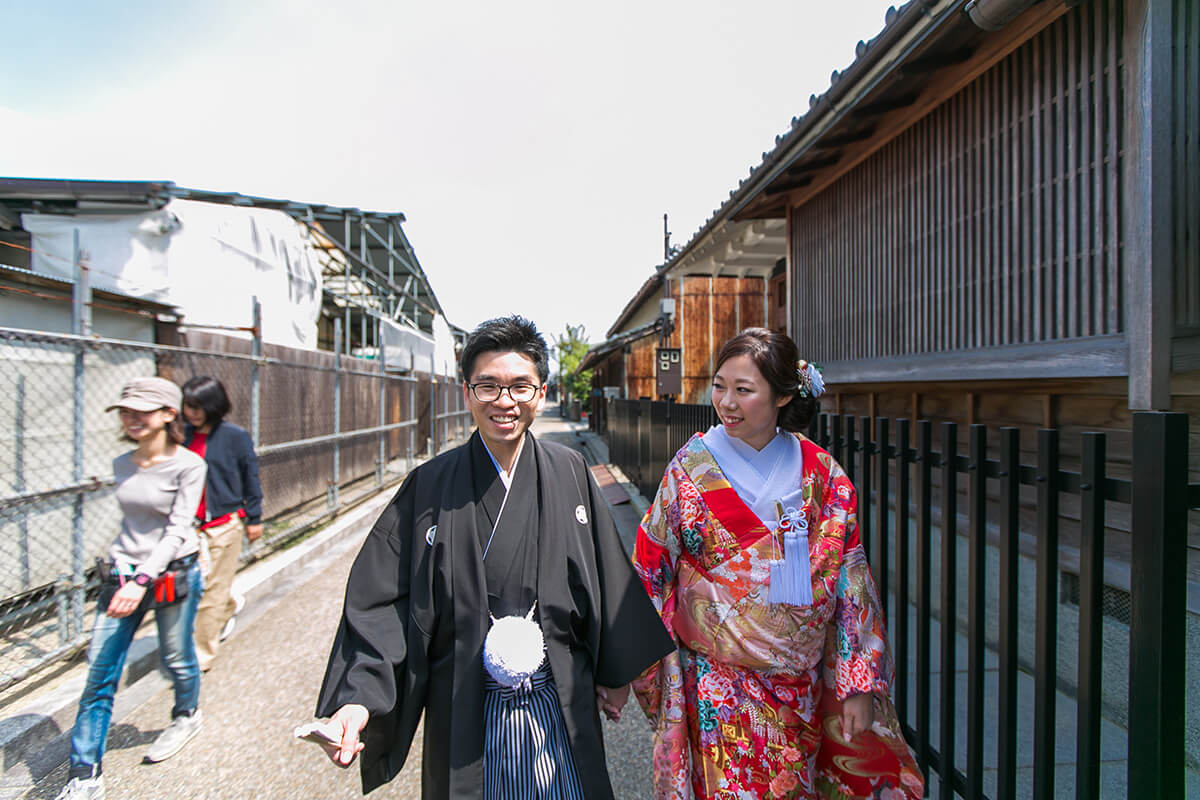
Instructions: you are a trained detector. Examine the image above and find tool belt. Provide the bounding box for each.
[96,553,197,613]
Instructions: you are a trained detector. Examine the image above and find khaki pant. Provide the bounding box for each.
[194,516,244,672]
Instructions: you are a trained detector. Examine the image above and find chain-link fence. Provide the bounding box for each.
[0,325,472,694]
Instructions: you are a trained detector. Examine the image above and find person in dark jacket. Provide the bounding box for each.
[181,376,263,672]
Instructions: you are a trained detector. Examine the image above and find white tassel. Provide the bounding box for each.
[768,502,813,606]
[483,602,544,690]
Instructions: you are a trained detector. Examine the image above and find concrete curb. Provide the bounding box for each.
[574,430,650,515]
[0,483,397,795]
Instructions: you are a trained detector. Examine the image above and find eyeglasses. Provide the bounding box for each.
[468,382,540,403]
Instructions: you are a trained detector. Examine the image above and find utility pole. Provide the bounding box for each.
[659,214,675,347]
[663,213,671,262]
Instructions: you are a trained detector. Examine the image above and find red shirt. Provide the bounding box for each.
[185,431,209,521]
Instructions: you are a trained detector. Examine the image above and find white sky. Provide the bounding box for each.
[0,0,896,351]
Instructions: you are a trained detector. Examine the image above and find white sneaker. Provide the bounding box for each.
[144,710,202,763]
[54,776,105,800]
[220,593,246,641]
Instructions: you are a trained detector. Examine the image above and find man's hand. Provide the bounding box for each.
[106,582,146,618]
[324,704,369,767]
[595,684,630,723]
[245,523,264,542]
[840,692,875,742]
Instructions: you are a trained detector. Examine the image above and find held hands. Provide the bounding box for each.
[245,523,264,542]
[324,704,369,767]
[595,684,630,723]
[106,582,146,618]
[840,692,876,742]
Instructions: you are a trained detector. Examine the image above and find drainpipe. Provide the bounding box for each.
[965,0,1040,30]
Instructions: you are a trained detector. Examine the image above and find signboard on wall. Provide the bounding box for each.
[656,347,681,396]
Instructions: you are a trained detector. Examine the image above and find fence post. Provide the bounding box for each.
[330,319,342,509]
[430,375,438,457]
[408,379,415,471]
[1128,412,1187,799]
[894,418,911,725]
[377,317,385,486]
[68,228,86,642]
[71,228,91,337]
[938,421,958,798]
[873,416,889,622]
[966,424,987,800]
[997,427,1021,800]
[638,398,652,498]
[1077,432,1107,800]
[1033,429,1060,799]
[858,415,871,559]
[914,420,933,780]
[251,297,262,449]
[15,375,29,589]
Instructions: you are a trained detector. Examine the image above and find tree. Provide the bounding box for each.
[554,324,593,404]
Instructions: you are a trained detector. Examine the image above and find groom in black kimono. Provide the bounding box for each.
[316,315,674,799]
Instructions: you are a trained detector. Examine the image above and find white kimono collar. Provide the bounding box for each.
[700,425,804,528]
[481,434,527,491]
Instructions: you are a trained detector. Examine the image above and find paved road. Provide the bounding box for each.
[25,408,655,799]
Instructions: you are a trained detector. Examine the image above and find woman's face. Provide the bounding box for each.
[711,354,790,451]
[119,407,175,442]
[182,403,207,429]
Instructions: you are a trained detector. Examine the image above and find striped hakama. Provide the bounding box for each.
[482,663,585,800]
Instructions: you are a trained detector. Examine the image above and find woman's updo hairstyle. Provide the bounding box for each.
[714,327,820,432]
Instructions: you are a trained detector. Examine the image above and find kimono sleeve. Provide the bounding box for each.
[629,459,686,726]
[827,470,893,700]
[586,459,675,689]
[316,475,425,781]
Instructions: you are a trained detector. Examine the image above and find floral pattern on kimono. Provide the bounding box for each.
[632,433,923,800]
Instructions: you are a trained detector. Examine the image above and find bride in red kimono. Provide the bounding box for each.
[630,328,922,800]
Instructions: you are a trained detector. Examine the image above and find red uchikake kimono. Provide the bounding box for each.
[631,433,923,800]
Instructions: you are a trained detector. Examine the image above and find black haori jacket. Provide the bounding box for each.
[317,432,674,799]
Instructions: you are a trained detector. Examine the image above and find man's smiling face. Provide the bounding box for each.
[464,349,546,455]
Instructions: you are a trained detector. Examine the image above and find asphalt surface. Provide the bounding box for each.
[23,408,656,799]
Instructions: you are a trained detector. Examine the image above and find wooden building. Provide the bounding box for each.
[590,0,1198,783]
[581,219,787,403]
[695,0,1197,447]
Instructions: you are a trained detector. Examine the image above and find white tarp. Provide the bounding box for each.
[431,313,458,378]
[22,199,323,349]
[380,316,457,377]
[381,318,436,374]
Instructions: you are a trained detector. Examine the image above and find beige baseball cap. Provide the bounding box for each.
[106,377,182,413]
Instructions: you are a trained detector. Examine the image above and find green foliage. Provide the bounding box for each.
[555,323,594,403]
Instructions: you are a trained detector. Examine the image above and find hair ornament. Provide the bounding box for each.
[796,360,825,399]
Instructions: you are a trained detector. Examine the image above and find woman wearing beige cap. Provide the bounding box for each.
[55,377,208,800]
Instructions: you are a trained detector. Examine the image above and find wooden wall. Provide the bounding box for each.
[611,276,767,402]
[1173,0,1200,336]
[768,273,786,332]
[676,276,765,403]
[790,0,1124,362]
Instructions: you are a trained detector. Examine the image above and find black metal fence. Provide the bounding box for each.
[602,397,1197,800]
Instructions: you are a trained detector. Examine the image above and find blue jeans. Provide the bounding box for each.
[69,561,203,778]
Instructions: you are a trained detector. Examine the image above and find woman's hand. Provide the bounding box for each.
[106,582,147,618]
[840,692,875,742]
[245,523,264,542]
[595,684,630,722]
[324,704,369,767]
